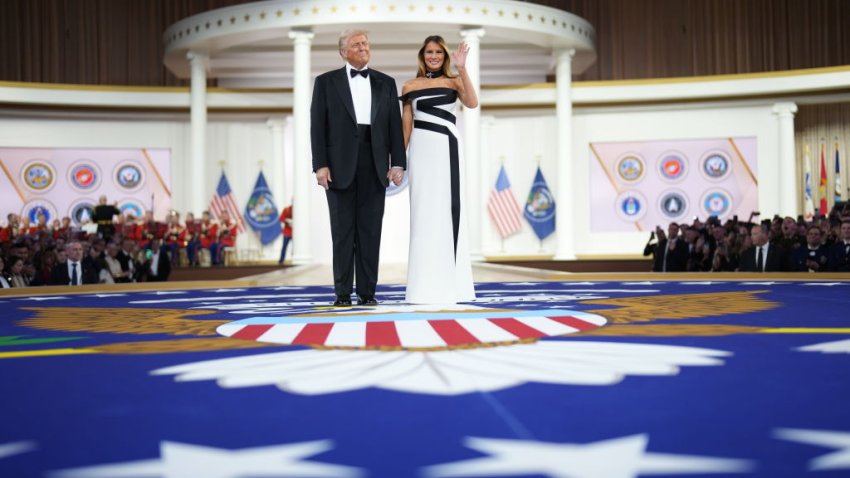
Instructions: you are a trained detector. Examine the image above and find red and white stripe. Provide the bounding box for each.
[487,189,523,238]
[219,314,604,349]
[209,193,246,233]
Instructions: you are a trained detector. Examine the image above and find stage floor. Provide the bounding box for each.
[2,265,849,478]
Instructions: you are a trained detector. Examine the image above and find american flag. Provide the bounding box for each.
[487,165,523,238]
[209,172,246,233]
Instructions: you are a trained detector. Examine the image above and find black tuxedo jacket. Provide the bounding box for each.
[144,251,172,282]
[310,66,406,189]
[49,261,99,285]
[739,244,787,272]
[651,238,688,272]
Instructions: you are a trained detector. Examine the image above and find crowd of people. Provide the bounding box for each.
[0,200,240,288]
[645,205,850,272]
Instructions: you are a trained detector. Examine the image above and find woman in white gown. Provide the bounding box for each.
[401,36,479,304]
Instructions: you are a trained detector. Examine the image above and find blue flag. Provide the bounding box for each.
[524,166,556,240]
[244,171,280,245]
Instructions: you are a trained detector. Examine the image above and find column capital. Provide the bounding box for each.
[772,102,798,117]
[266,118,285,130]
[186,51,209,64]
[459,28,486,40]
[554,48,576,61]
[288,29,315,43]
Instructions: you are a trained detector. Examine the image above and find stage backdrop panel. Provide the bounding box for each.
[0,148,171,226]
[589,137,758,232]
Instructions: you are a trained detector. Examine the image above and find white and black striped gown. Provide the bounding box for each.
[402,87,475,304]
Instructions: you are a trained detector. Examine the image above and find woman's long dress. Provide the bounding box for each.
[404,87,476,304]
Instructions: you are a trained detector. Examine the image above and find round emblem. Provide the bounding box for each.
[614,190,647,222]
[20,199,58,225]
[525,184,556,223]
[67,161,101,191]
[68,199,96,226]
[114,161,145,191]
[118,199,145,220]
[245,192,277,228]
[20,161,56,192]
[386,171,409,197]
[657,152,687,182]
[658,190,689,219]
[218,309,608,350]
[701,189,732,218]
[700,152,730,180]
[616,154,645,183]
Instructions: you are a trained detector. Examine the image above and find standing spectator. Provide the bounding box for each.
[828,221,850,271]
[144,238,171,282]
[278,204,293,265]
[50,241,98,285]
[652,222,688,272]
[738,223,787,272]
[790,226,830,272]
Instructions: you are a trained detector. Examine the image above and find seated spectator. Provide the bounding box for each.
[30,247,58,286]
[7,256,30,287]
[215,211,238,265]
[101,242,133,283]
[182,212,201,267]
[0,256,12,288]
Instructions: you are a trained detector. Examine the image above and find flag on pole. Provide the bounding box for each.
[835,141,843,203]
[819,142,828,215]
[523,166,556,240]
[209,172,246,233]
[487,165,523,238]
[803,144,814,221]
[244,171,281,245]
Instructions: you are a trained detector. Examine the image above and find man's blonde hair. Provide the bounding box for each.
[338,29,369,57]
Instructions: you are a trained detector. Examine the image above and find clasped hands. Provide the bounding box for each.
[315,166,404,190]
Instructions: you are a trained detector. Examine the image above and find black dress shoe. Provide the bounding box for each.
[333,296,352,307]
[357,297,378,306]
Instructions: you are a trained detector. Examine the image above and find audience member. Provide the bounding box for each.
[738,223,787,272]
[789,226,830,272]
[144,238,172,282]
[829,220,850,271]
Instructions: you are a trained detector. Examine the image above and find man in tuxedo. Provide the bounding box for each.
[828,220,850,271]
[144,238,172,282]
[311,29,406,306]
[739,223,787,272]
[789,226,829,272]
[651,222,688,272]
[50,240,98,285]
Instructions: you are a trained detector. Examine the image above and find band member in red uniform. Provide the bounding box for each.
[139,211,162,249]
[164,211,185,266]
[215,211,238,265]
[181,212,201,266]
[198,211,219,266]
[122,215,142,243]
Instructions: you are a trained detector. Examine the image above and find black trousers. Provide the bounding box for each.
[325,139,385,298]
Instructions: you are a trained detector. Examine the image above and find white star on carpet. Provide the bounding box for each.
[266,286,307,290]
[796,339,850,354]
[561,282,596,286]
[209,288,247,293]
[738,282,779,285]
[774,428,850,470]
[802,282,846,286]
[423,434,753,478]
[680,281,715,285]
[50,440,362,478]
[621,281,658,285]
[18,296,67,301]
[147,291,188,295]
[0,441,37,459]
[87,293,127,298]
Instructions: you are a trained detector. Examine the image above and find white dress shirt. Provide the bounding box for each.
[0,275,10,288]
[150,251,160,277]
[756,243,769,271]
[346,63,372,125]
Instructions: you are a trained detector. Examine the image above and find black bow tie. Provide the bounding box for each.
[350,68,368,79]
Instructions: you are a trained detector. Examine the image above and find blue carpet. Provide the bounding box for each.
[1,280,849,477]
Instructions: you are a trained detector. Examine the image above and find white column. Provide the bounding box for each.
[460,28,485,262]
[266,117,286,220]
[187,51,209,216]
[479,115,497,258]
[554,48,576,260]
[289,30,314,264]
[773,102,799,217]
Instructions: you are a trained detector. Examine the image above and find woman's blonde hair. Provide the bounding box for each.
[416,35,456,78]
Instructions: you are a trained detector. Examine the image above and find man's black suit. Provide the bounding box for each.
[738,243,787,272]
[48,261,99,285]
[310,66,406,299]
[651,238,689,272]
[144,250,172,282]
